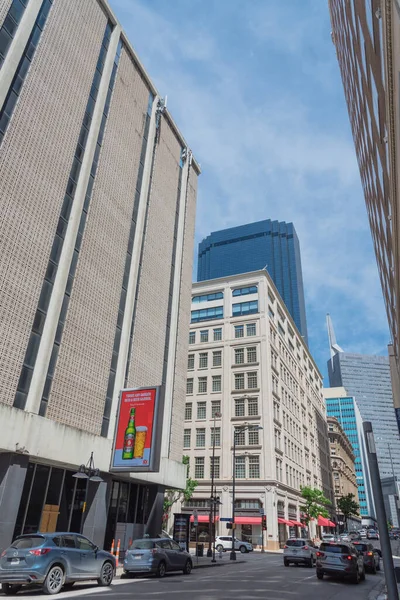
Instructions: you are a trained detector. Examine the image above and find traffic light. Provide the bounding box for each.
[262,515,267,531]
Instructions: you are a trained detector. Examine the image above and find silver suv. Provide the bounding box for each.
[316,542,365,583]
[283,538,317,567]
[215,536,253,553]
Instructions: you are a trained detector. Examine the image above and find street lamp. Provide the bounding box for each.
[73,452,103,533]
[230,423,263,561]
[207,411,222,559]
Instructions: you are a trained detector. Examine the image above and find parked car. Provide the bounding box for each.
[321,534,337,543]
[367,530,379,540]
[123,538,192,578]
[215,536,253,553]
[316,541,365,584]
[0,533,115,596]
[353,541,380,573]
[283,538,317,567]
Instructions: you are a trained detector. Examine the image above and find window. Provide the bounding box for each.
[211,427,221,446]
[212,350,222,367]
[235,456,246,478]
[248,426,260,445]
[246,323,256,336]
[185,403,192,420]
[235,427,246,446]
[213,327,222,341]
[249,456,260,478]
[211,400,221,418]
[186,378,193,395]
[189,331,195,345]
[198,377,207,394]
[197,401,206,419]
[183,429,191,448]
[232,301,258,316]
[235,398,245,417]
[187,354,194,370]
[247,347,257,363]
[210,456,220,479]
[195,457,205,479]
[234,325,244,338]
[248,398,258,416]
[200,330,209,343]
[196,428,205,447]
[247,372,258,389]
[235,348,245,364]
[234,373,245,390]
[191,306,223,323]
[199,353,208,369]
[232,286,258,296]
[192,292,223,303]
[212,375,221,392]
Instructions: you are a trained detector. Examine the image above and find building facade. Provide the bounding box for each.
[197,220,308,343]
[173,270,332,550]
[329,0,400,415]
[0,0,199,552]
[327,416,360,527]
[324,388,375,520]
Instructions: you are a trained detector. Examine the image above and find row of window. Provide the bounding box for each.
[188,323,256,344]
[186,375,222,394]
[192,292,223,303]
[232,300,258,316]
[190,301,259,323]
[193,455,260,479]
[185,397,259,420]
[187,347,257,371]
[184,425,261,450]
[232,285,258,297]
[0,0,29,69]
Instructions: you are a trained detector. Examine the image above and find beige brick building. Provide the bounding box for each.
[327,417,359,507]
[0,0,199,551]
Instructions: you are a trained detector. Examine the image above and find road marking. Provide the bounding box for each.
[14,578,147,599]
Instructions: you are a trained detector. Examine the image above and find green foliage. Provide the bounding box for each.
[336,493,359,522]
[300,486,331,524]
[163,455,198,521]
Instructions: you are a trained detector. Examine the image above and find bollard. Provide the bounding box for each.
[116,539,121,565]
[110,539,114,555]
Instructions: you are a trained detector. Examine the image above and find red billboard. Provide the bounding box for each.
[111,387,161,472]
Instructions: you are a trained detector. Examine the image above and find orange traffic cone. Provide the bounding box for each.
[110,539,115,555]
[116,539,120,565]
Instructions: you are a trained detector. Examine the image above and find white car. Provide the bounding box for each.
[359,530,367,539]
[215,536,253,553]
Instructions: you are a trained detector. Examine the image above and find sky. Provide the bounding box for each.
[108,0,390,382]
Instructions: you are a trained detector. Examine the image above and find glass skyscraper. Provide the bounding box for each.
[197,220,308,342]
[324,389,375,518]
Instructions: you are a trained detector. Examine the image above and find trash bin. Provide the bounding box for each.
[196,544,204,557]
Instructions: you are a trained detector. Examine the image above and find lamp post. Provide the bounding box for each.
[230,423,263,561]
[72,452,103,534]
[207,411,222,558]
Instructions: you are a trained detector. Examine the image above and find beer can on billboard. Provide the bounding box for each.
[110,387,162,472]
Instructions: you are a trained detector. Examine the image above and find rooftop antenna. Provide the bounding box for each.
[326,313,343,367]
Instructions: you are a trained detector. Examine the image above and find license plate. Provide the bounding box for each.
[292,550,297,554]
[11,558,19,565]
[135,555,142,560]
[327,556,340,563]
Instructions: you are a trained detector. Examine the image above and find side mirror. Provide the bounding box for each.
[94,546,98,553]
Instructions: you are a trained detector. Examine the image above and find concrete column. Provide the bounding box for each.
[144,485,165,537]
[265,486,279,550]
[82,475,112,549]
[0,453,29,552]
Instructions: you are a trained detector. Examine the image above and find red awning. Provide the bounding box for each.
[278,518,294,526]
[328,520,336,527]
[317,516,330,527]
[234,516,261,525]
[290,520,306,528]
[190,515,219,523]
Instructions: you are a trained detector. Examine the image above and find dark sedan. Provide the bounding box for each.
[0,533,115,595]
[353,541,381,573]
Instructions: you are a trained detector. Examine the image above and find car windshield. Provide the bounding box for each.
[320,544,349,554]
[286,540,305,547]
[353,543,368,552]
[11,536,45,549]
[130,540,155,550]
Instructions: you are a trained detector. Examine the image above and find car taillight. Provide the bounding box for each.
[1,551,6,558]
[152,548,157,555]
[346,555,353,561]
[284,545,288,549]
[367,551,374,556]
[303,546,309,550]
[29,548,51,556]
[316,551,324,557]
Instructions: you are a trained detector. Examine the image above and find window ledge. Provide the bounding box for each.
[232,362,259,368]
[231,415,261,421]
[231,388,260,394]
[275,448,283,456]
[231,445,262,451]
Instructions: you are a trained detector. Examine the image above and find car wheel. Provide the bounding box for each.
[316,570,323,580]
[183,559,192,575]
[1,584,21,596]
[371,563,377,575]
[239,545,247,554]
[360,568,366,581]
[376,560,381,572]
[156,561,166,578]
[307,558,313,568]
[352,569,360,584]
[216,545,224,553]
[284,559,289,567]
[97,561,114,587]
[43,565,64,595]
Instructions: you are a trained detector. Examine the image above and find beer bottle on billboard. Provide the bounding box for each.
[122,408,136,459]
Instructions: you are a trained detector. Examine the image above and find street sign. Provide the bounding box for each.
[220,517,231,522]
[260,508,264,516]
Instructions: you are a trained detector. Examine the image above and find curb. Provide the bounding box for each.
[367,577,387,600]
[192,559,246,569]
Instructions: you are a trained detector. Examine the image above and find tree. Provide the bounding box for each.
[336,493,359,531]
[300,486,331,525]
[163,456,198,524]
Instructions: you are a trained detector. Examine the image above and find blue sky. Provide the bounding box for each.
[109,0,390,382]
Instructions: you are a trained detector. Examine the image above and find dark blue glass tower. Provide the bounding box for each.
[197,220,308,342]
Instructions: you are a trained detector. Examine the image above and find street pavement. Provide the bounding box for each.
[3,551,387,600]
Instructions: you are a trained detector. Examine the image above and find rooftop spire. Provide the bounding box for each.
[326,313,343,364]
